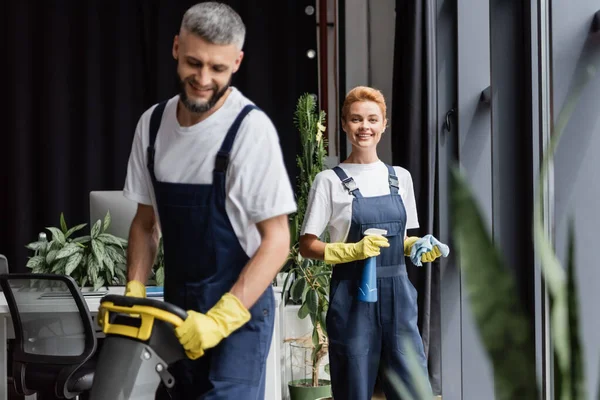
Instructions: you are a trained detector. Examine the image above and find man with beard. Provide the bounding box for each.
[122,2,296,399]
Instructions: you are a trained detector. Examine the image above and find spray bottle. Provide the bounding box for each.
[357,228,388,302]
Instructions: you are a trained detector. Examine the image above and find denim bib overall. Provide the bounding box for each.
[148,101,275,399]
[326,164,430,400]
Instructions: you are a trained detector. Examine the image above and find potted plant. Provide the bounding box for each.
[283,258,332,400]
[282,93,332,399]
[25,211,128,290]
[25,211,165,289]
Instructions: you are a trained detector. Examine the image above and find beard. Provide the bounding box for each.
[179,75,231,114]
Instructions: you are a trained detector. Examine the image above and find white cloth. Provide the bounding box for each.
[123,87,297,257]
[300,161,419,243]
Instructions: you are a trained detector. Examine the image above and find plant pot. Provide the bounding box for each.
[288,379,331,400]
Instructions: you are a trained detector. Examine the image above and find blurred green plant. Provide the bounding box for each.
[445,62,597,400]
[282,93,332,389]
[381,50,598,400]
[283,92,329,272]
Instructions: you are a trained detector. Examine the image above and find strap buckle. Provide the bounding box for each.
[342,177,358,193]
[389,175,399,189]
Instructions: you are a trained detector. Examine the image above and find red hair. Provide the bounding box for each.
[341,86,387,121]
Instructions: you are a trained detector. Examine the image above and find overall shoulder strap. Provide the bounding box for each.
[332,166,363,198]
[386,164,399,195]
[147,101,168,181]
[215,104,259,173]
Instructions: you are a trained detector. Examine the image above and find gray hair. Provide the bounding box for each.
[181,2,246,50]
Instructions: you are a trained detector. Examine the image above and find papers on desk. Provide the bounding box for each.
[146,286,163,298]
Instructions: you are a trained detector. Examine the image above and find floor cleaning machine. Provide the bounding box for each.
[89,294,188,399]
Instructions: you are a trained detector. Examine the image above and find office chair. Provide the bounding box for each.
[0,254,9,275]
[0,273,97,399]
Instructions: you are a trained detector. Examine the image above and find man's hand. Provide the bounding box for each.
[125,280,146,298]
[175,293,251,359]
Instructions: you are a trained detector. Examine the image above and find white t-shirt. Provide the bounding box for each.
[123,87,297,257]
[300,161,419,243]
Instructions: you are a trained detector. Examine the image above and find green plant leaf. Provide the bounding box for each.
[450,165,539,400]
[105,244,127,264]
[65,252,83,275]
[319,311,328,337]
[91,239,106,267]
[306,289,318,314]
[25,240,48,251]
[60,212,68,233]
[114,265,127,284]
[301,280,311,303]
[88,255,99,282]
[103,211,111,233]
[46,227,66,245]
[73,235,92,244]
[26,256,45,269]
[51,258,68,274]
[297,302,310,319]
[46,250,58,265]
[291,277,306,302]
[93,276,105,291]
[155,266,164,286]
[566,218,586,399]
[65,223,87,238]
[55,243,81,260]
[103,255,115,276]
[98,233,125,248]
[91,220,102,239]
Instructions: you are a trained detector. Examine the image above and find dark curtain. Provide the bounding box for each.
[0,0,318,272]
[391,0,441,395]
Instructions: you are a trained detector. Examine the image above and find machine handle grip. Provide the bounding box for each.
[101,294,189,320]
[98,295,188,341]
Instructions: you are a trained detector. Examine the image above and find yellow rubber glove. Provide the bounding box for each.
[175,292,251,360]
[421,246,442,263]
[403,236,420,256]
[125,280,146,298]
[324,235,390,265]
[404,236,443,262]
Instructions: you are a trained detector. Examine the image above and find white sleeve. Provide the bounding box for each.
[401,169,420,231]
[227,111,297,224]
[300,173,332,239]
[123,116,153,205]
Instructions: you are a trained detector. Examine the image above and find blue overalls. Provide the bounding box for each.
[326,165,430,400]
[147,102,275,399]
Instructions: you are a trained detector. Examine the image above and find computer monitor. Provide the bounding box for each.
[89,191,137,241]
[0,254,8,275]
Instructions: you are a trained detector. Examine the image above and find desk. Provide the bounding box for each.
[0,286,283,400]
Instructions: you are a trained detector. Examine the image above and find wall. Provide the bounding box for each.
[551,1,600,397]
[342,0,395,165]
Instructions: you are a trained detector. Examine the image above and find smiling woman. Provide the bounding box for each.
[340,86,388,159]
[298,86,443,399]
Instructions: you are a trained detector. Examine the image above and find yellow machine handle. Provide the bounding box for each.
[99,301,185,341]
